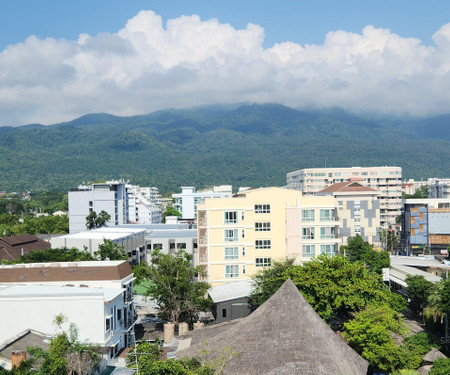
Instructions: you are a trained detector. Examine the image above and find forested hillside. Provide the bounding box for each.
[0,103,449,193]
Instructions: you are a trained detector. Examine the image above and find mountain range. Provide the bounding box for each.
[0,103,449,193]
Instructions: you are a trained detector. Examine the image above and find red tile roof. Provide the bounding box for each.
[318,181,378,194]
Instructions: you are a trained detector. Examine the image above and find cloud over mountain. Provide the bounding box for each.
[1,10,450,125]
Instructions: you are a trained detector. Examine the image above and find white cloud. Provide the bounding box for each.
[1,10,450,125]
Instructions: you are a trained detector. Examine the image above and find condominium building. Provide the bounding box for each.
[428,178,450,199]
[287,166,402,226]
[127,185,162,224]
[197,187,340,285]
[172,185,233,222]
[68,181,129,233]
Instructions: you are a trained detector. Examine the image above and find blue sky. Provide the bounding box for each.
[1,1,450,125]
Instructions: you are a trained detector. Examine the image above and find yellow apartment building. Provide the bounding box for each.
[197,187,340,285]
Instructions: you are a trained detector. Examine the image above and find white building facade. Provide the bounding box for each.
[127,185,162,224]
[172,186,233,221]
[68,181,129,233]
[287,166,402,226]
[429,178,450,199]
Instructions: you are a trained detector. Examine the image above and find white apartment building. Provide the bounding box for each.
[287,166,402,226]
[0,261,135,364]
[127,185,162,224]
[68,181,129,233]
[172,186,233,221]
[429,178,450,199]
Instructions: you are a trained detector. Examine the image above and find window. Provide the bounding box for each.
[256,257,271,267]
[222,309,227,318]
[320,244,335,256]
[354,227,361,234]
[224,229,238,242]
[242,247,246,256]
[224,211,238,224]
[255,204,270,213]
[242,265,246,274]
[320,209,335,221]
[106,318,111,331]
[302,227,315,239]
[224,247,239,260]
[255,222,271,231]
[241,229,245,238]
[177,243,186,249]
[302,245,315,257]
[255,240,271,249]
[241,211,245,221]
[225,265,239,278]
[320,227,335,239]
[117,309,122,321]
[302,209,315,222]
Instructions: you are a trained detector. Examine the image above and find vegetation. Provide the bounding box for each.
[429,358,450,375]
[341,235,390,274]
[94,239,128,260]
[136,249,212,324]
[127,341,214,375]
[85,210,111,230]
[403,185,429,199]
[0,104,449,193]
[163,206,181,222]
[406,275,435,315]
[11,247,96,263]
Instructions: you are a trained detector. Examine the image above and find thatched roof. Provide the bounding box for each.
[178,279,368,375]
[423,347,447,363]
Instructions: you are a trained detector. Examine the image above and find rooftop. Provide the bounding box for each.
[208,280,254,303]
[317,181,379,194]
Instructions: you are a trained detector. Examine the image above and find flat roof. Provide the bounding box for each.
[54,232,134,240]
[0,260,127,269]
[208,280,255,303]
[0,284,123,301]
[146,229,197,239]
[390,255,450,270]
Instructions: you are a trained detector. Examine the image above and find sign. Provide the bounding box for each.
[382,268,390,282]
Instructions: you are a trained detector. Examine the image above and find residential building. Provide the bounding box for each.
[197,187,339,285]
[317,180,381,245]
[68,181,129,233]
[127,185,162,224]
[402,178,431,196]
[401,198,450,254]
[172,186,233,222]
[0,260,135,365]
[428,178,450,199]
[287,166,402,226]
[0,235,50,262]
[51,227,146,264]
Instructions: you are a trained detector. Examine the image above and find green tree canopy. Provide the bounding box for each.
[94,239,128,261]
[85,210,111,230]
[406,275,435,313]
[163,206,181,223]
[14,247,96,263]
[140,249,212,324]
[342,235,390,273]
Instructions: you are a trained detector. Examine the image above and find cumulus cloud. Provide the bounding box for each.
[1,10,450,125]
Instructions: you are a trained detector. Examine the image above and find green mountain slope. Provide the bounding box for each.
[0,104,449,193]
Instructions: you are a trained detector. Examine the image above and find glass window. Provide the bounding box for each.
[224,229,238,242]
[225,265,239,278]
[255,222,271,231]
[224,211,238,224]
[320,209,335,221]
[320,244,335,256]
[241,211,245,221]
[255,240,271,249]
[224,247,239,260]
[242,265,246,274]
[255,204,271,213]
[302,209,315,222]
[320,227,335,239]
[255,257,272,267]
[302,227,315,239]
[302,245,315,257]
[242,247,246,256]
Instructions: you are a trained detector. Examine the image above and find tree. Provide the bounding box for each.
[401,332,442,370]
[94,239,128,261]
[343,304,408,372]
[380,228,399,253]
[341,235,390,273]
[142,249,212,324]
[15,247,96,263]
[250,255,400,323]
[85,210,110,230]
[162,206,181,223]
[429,358,450,375]
[406,275,434,314]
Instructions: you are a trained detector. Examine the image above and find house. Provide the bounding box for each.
[0,260,135,368]
[317,180,381,245]
[0,234,51,262]
[177,279,368,375]
[197,187,340,285]
[287,166,402,226]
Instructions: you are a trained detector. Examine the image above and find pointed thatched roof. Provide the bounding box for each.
[178,279,368,375]
[423,347,447,363]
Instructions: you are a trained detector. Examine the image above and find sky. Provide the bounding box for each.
[1,1,450,126]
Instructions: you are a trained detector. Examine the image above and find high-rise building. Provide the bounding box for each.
[428,178,450,199]
[68,181,129,233]
[287,166,402,226]
[197,187,340,285]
